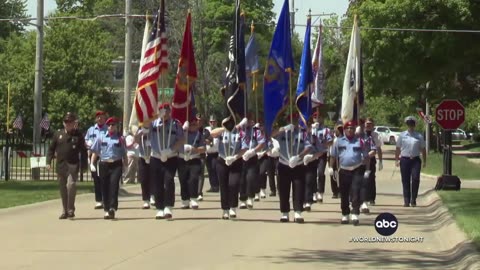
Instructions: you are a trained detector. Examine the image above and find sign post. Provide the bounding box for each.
[435,99,465,190]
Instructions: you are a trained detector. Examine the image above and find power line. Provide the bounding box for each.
[2,14,480,33]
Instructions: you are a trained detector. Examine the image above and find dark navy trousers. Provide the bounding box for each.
[399,157,421,205]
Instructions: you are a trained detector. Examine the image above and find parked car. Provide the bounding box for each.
[374,126,403,145]
[452,129,470,140]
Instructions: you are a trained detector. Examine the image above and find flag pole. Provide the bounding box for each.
[288,68,293,155]
[251,21,259,123]
[7,82,11,131]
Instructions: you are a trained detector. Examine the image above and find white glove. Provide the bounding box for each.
[144,157,150,164]
[328,167,334,176]
[160,155,168,162]
[378,160,383,171]
[303,154,314,165]
[225,156,236,166]
[270,148,280,157]
[158,108,166,118]
[141,127,150,134]
[364,170,371,179]
[254,123,260,129]
[312,122,320,129]
[184,144,193,153]
[242,149,255,161]
[280,124,295,132]
[236,118,248,129]
[90,163,96,172]
[183,121,189,131]
[288,155,301,168]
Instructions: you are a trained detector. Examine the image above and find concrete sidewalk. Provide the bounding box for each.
[1,157,479,269]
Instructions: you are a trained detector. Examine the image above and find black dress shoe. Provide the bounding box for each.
[370,200,376,206]
[352,219,359,226]
[294,217,304,224]
[207,188,219,193]
[403,203,410,207]
[411,202,417,207]
[67,212,75,218]
[108,209,115,219]
[59,213,68,219]
[269,192,276,197]
[332,194,339,199]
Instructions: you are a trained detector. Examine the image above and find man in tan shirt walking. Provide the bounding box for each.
[47,112,88,219]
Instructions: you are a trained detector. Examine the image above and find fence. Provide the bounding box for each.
[0,130,93,181]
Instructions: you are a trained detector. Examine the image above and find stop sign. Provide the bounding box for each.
[436,99,465,130]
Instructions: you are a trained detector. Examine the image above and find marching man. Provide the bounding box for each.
[330,121,373,226]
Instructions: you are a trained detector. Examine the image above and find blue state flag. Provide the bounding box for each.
[245,30,259,76]
[263,0,294,136]
[296,16,313,128]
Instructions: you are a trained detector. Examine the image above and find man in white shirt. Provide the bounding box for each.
[205,115,220,192]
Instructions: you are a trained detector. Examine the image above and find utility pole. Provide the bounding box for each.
[123,0,133,135]
[32,0,44,180]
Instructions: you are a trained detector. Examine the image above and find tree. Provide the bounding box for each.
[347,0,480,107]
[0,0,27,40]
[43,16,119,127]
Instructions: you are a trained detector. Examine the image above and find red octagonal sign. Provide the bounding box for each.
[436,99,465,130]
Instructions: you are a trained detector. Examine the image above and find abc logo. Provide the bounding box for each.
[374,213,398,236]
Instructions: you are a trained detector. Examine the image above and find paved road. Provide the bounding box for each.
[1,146,479,270]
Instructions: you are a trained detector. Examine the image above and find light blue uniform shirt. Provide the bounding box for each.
[218,128,248,159]
[179,129,206,159]
[396,131,425,158]
[90,131,126,161]
[85,124,107,149]
[275,128,312,166]
[149,118,183,157]
[331,136,370,169]
[244,126,266,150]
[311,126,333,154]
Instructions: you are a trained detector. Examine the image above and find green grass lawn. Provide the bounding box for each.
[465,144,480,152]
[438,189,480,251]
[424,152,480,180]
[0,181,94,209]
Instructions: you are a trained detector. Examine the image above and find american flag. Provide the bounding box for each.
[134,0,168,125]
[40,113,50,130]
[13,115,23,130]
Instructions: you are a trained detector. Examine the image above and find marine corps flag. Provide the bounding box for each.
[221,0,246,131]
[341,16,363,124]
[171,12,197,125]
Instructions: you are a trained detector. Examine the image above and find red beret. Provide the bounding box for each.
[158,102,171,110]
[95,111,106,117]
[344,120,357,128]
[106,117,119,125]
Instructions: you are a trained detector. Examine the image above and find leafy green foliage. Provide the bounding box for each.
[0,0,27,40]
[348,0,480,106]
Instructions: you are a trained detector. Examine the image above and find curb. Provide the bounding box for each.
[0,184,141,215]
